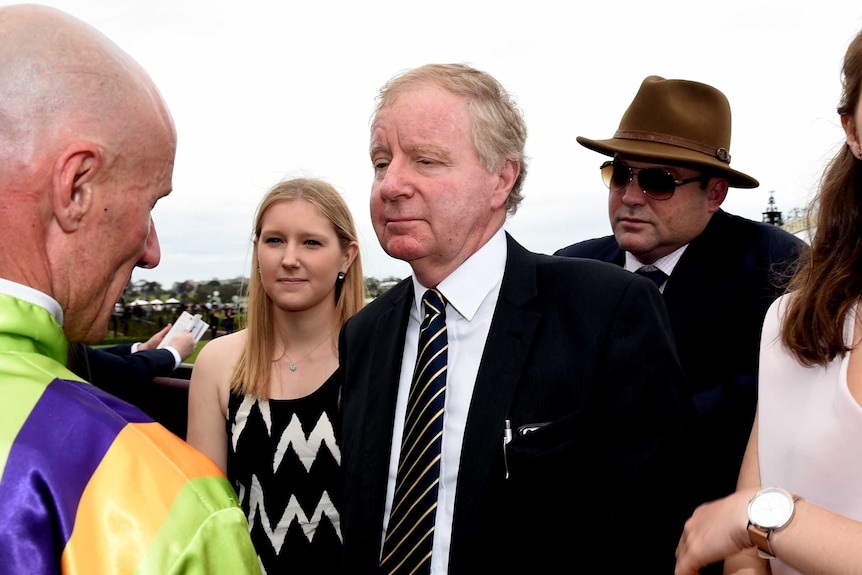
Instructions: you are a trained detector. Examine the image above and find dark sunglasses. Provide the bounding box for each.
[600,160,707,201]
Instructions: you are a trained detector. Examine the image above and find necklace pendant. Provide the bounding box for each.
[289,364,297,372]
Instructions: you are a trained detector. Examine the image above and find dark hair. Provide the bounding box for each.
[781,28,862,366]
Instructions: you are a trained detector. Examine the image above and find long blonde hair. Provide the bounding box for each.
[230,178,365,396]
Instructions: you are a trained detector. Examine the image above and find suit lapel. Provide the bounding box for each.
[353,280,414,528]
[662,210,730,340]
[450,235,541,559]
[367,280,413,403]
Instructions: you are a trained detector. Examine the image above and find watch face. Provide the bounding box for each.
[748,487,795,529]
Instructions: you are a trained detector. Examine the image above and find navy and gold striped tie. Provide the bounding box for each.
[380,288,448,575]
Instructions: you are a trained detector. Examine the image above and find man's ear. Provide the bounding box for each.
[52,144,101,232]
[493,158,519,208]
[706,178,729,213]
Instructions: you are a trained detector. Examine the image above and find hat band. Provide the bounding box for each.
[614,130,731,164]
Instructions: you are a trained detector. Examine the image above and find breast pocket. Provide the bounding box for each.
[506,412,592,480]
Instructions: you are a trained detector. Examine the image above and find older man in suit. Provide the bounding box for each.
[338,64,693,574]
[556,77,807,527]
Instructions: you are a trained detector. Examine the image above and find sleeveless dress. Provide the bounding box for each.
[227,371,342,574]
[758,296,862,575]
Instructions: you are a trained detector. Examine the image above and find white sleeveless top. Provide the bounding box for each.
[758,295,862,574]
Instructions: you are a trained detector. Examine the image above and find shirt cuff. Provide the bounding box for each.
[164,346,182,369]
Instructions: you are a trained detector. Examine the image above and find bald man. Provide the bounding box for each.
[0,5,260,573]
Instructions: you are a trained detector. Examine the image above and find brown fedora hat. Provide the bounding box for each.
[577,75,759,189]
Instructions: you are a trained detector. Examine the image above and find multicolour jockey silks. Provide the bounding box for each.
[0,292,261,574]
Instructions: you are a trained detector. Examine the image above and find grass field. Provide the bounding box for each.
[185,341,207,364]
[104,311,245,364]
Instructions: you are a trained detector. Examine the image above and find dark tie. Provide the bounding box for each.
[635,266,668,290]
[380,288,448,575]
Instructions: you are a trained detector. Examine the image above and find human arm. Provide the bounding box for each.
[86,345,179,387]
[121,425,260,574]
[677,412,862,575]
[730,436,862,575]
[165,504,262,574]
[186,335,234,473]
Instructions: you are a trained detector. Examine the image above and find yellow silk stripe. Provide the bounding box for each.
[61,422,224,574]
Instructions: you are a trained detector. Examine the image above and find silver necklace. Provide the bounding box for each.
[279,334,331,372]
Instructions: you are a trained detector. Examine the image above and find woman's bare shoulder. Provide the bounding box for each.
[195,329,247,368]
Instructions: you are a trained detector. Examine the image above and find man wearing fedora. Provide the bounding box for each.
[557,76,806,526]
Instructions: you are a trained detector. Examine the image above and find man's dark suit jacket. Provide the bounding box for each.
[339,234,693,574]
[67,343,188,438]
[556,209,807,509]
[86,344,178,388]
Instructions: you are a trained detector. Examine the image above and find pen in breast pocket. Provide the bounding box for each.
[503,419,512,479]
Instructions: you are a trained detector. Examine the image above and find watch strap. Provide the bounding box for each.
[747,522,775,559]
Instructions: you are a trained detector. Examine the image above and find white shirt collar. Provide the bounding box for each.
[624,244,689,277]
[411,227,507,321]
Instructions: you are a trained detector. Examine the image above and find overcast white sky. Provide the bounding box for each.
[11,0,862,287]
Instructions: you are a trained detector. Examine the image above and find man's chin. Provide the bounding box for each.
[614,231,651,253]
[382,237,426,263]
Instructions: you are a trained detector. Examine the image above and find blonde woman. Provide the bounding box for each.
[188,178,364,573]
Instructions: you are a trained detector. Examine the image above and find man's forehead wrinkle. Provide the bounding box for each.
[370,107,452,158]
[410,142,449,158]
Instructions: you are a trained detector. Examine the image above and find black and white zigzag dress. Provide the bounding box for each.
[226,371,342,574]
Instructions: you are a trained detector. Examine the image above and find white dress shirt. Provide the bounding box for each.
[383,227,507,574]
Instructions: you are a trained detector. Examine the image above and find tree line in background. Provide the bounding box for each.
[122,275,404,308]
[109,275,403,345]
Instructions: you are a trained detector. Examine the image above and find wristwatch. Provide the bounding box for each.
[747,487,801,559]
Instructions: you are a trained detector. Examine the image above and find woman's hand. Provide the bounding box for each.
[675,487,761,575]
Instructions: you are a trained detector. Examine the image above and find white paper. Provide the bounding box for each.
[157,311,209,348]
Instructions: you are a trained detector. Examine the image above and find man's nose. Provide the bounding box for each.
[137,217,161,269]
